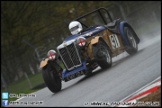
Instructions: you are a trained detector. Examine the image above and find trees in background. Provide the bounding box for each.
[1,1,160,84]
[1,1,112,84]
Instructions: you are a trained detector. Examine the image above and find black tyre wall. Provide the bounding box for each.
[42,60,61,93]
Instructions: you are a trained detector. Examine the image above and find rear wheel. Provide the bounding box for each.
[42,61,62,93]
[93,41,112,69]
[124,26,138,54]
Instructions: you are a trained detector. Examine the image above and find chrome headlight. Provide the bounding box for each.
[47,50,56,60]
[76,37,86,47]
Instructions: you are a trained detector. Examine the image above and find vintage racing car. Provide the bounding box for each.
[40,7,140,93]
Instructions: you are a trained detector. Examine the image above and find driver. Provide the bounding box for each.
[68,21,83,35]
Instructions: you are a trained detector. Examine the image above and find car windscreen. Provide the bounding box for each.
[77,12,105,29]
[75,8,112,29]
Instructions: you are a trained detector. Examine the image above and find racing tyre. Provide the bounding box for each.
[42,61,61,93]
[93,41,112,69]
[124,26,138,55]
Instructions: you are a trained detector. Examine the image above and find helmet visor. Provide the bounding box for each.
[70,25,79,33]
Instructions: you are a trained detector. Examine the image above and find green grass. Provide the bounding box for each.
[59,62,65,69]
[1,72,44,101]
[1,62,65,102]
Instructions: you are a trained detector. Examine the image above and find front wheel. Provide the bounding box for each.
[93,41,112,69]
[42,61,62,93]
[124,26,138,55]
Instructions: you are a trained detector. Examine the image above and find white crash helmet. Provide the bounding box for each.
[69,21,83,35]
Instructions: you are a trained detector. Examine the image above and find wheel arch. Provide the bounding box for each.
[40,58,49,68]
[119,21,140,46]
[90,36,112,57]
[99,37,111,52]
[91,36,110,48]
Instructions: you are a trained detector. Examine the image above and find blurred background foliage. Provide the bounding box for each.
[1,1,161,88]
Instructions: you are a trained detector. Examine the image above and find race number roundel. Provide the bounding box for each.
[109,34,120,49]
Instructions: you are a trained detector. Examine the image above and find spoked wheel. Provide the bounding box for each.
[93,41,112,69]
[124,27,138,55]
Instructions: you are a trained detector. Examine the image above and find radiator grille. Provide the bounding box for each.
[58,43,81,70]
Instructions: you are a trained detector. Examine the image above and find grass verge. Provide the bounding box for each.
[1,72,45,101]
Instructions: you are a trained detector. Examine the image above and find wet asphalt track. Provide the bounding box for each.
[10,36,161,107]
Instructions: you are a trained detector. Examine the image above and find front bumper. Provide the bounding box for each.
[62,61,88,81]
